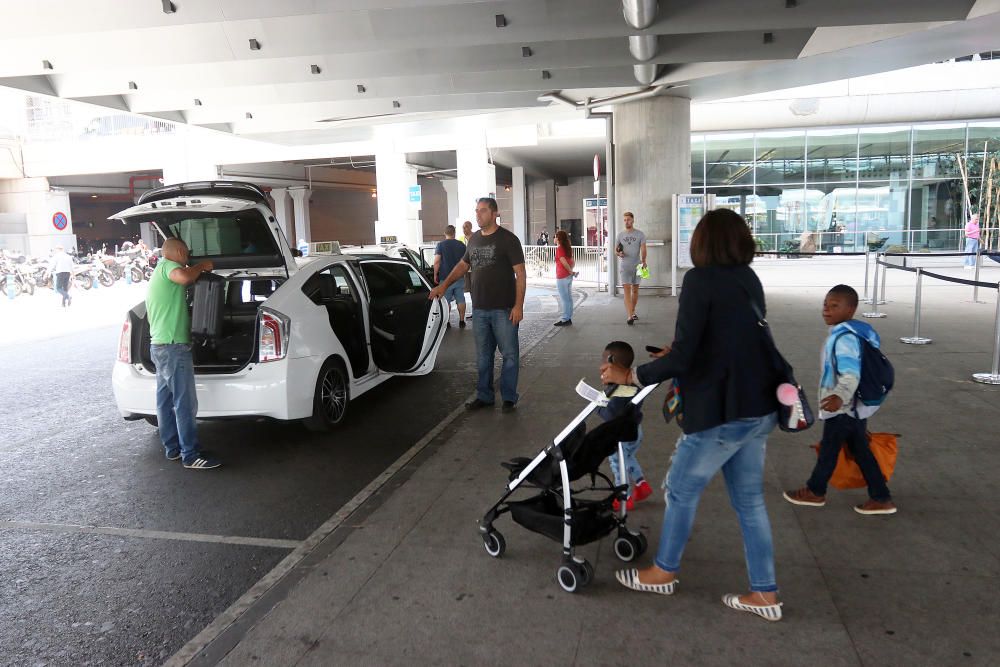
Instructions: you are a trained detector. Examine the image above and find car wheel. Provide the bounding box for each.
[144,415,158,427]
[304,359,349,432]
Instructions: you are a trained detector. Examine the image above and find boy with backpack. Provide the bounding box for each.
[784,284,897,515]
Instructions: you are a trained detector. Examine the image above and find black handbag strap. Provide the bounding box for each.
[736,281,796,383]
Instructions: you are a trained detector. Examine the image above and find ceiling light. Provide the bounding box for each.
[249,38,261,51]
[541,70,551,80]
[42,60,53,70]
[311,65,322,74]
[763,32,774,44]
[90,194,98,198]
[495,14,507,28]
[357,84,366,93]
[193,98,202,106]
[245,112,253,119]
[162,0,176,14]
[521,46,532,57]
[128,81,138,90]
[392,100,401,108]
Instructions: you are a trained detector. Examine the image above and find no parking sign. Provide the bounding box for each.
[52,211,68,231]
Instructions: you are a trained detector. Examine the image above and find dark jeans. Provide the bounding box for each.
[55,272,71,306]
[807,414,891,501]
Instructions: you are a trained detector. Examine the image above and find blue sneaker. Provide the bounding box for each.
[183,455,221,470]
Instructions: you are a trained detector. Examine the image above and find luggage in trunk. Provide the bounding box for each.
[191,273,225,341]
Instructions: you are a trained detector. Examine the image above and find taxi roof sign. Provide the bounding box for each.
[309,241,341,255]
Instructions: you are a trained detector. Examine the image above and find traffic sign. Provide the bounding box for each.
[52,211,68,231]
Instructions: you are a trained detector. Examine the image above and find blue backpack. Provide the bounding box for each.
[832,331,894,407]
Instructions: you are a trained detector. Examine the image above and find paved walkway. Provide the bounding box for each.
[172,263,1000,667]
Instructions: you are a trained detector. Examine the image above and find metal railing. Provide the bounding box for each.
[752,227,967,255]
[524,245,607,290]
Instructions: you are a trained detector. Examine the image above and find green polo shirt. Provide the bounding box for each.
[146,259,190,344]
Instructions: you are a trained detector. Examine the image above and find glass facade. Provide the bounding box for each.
[691,120,1000,252]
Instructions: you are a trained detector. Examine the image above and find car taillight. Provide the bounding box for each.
[259,308,290,363]
[117,318,131,363]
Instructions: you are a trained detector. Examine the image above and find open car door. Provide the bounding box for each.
[359,259,446,375]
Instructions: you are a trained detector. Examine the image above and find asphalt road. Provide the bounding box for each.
[0,287,570,666]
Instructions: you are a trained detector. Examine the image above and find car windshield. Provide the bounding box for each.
[152,209,280,259]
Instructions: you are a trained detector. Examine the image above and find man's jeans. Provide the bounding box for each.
[472,308,519,404]
[54,272,71,306]
[609,424,644,487]
[808,413,891,501]
[556,276,573,321]
[965,238,979,266]
[151,344,202,463]
[655,413,779,593]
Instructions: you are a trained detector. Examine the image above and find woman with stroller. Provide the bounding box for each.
[600,209,784,621]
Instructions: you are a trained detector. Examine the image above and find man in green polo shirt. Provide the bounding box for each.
[147,238,220,469]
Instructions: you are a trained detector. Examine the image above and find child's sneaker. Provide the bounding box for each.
[854,499,897,515]
[634,480,653,502]
[783,487,826,507]
[612,496,635,512]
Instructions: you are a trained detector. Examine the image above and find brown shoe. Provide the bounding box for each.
[854,499,897,515]
[783,487,826,507]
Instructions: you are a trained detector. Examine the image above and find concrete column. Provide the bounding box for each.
[456,140,496,225]
[511,166,527,243]
[441,178,459,229]
[270,187,294,245]
[613,95,691,291]
[374,148,421,246]
[289,187,312,246]
[0,177,76,256]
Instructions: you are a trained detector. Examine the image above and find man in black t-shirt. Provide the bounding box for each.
[430,197,526,413]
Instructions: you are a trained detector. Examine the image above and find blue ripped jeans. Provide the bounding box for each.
[654,413,779,592]
[608,425,644,488]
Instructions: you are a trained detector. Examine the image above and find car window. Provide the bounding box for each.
[361,261,428,300]
[155,209,279,258]
[301,264,359,304]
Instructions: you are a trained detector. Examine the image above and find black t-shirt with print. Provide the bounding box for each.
[461,226,525,309]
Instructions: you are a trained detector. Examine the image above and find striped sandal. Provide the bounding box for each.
[721,593,783,621]
[615,568,678,596]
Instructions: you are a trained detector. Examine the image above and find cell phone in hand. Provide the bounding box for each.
[645,345,664,354]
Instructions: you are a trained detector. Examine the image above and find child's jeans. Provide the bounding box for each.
[608,425,644,488]
[807,414,891,501]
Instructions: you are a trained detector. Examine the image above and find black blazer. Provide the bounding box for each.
[635,264,779,434]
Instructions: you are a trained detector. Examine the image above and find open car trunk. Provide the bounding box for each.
[134,276,283,375]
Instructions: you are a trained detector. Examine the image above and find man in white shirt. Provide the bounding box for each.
[49,246,75,307]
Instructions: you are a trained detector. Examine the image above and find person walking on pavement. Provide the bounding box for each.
[554,229,576,326]
[964,213,980,268]
[616,212,647,325]
[49,245,74,307]
[147,238,221,469]
[430,198,526,413]
[434,224,468,328]
[460,219,475,316]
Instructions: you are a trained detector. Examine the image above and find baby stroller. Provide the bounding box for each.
[479,380,659,593]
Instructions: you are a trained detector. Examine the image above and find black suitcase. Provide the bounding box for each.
[191,273,225,341]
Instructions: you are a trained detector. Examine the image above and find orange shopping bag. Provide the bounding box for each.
[810,432,899,490]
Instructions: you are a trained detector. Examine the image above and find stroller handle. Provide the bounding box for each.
[557,380,661,448]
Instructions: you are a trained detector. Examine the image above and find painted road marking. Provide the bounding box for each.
[1,521,301,550]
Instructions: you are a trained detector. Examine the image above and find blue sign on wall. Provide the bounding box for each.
[408,185,422,203]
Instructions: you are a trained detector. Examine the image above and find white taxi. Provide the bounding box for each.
[111,181,447,431]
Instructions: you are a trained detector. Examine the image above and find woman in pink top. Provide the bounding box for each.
[964,214,980,268]
[554,229,576,326]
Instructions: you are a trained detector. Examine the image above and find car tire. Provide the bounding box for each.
[144,415,159,427]
[304,359,350,432]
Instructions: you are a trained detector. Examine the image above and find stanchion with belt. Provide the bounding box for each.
[972,282,1000,385]
[863,255,886,318]
[900,267,931,345]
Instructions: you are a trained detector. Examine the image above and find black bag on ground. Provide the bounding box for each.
[191,273,225,341]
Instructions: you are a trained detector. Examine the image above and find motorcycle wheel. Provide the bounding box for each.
[143,267,153,281]
[21,280,34,296]
[1,278,23,298]
[98,271,115,288]
[130,267,144,283]
[76,274,94,290]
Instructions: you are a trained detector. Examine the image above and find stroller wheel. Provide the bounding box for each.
[613,535,641,562]
[579,560,595,586]
[557,563,584,593]
[636,532,648,557]
[482,531,506,558]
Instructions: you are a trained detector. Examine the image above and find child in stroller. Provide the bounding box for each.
[478,371,658,593]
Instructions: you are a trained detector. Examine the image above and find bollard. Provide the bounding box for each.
[863,250,871,302]
[973,250,983,303]
[900,268,931,345]
[878,253,888,304]
[863,259,886,318]
[972,284,1000,385]
[5,273,15,300]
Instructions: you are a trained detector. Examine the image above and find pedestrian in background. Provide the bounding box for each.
[554,229,576,327]
[434,225,467,328]
[461,219,475,315]
[430,198,526,413]
[616,212,647,325]
[49,245,74,308]
[147,238,220,470]
[964,213,980,268]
